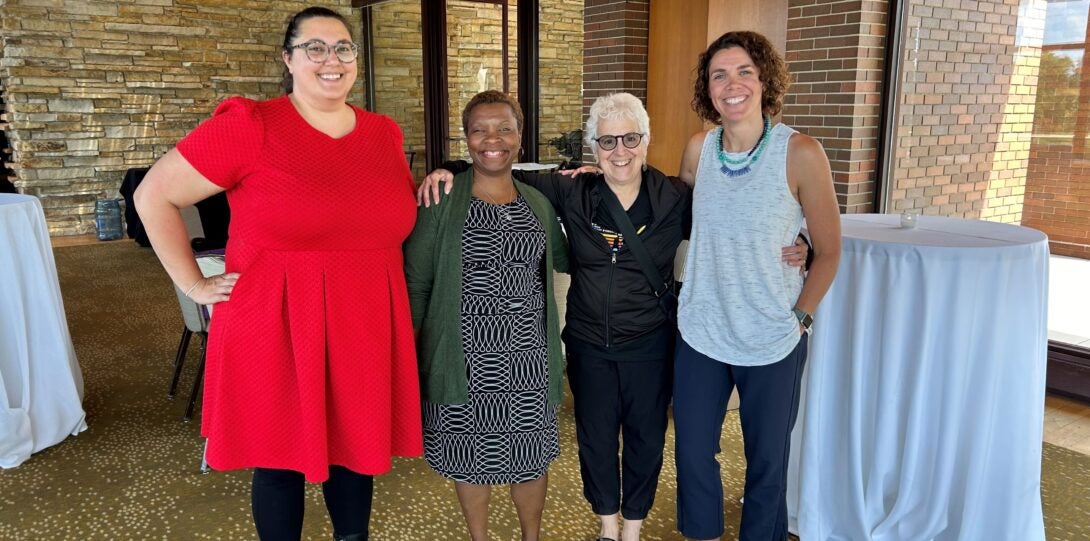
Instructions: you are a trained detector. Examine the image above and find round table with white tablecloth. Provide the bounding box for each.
[787,213,1049,540]
[0,194,86,468]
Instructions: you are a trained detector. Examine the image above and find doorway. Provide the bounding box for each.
[356,0,560,178]
[0,81,15,194]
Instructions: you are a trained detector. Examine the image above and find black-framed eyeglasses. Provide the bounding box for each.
[593,132,644,151]
[288,40,359,63]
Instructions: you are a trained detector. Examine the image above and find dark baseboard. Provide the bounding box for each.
[1047,341,1090,404]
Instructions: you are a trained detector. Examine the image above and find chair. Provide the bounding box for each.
[405,150,416,170]
[169,283,209,422]
[120,166,230,250]
[119,167,150,246]
[168,252,224,422]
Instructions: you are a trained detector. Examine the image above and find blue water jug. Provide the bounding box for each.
[95,198,123,241]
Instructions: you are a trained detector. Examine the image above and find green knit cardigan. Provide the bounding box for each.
[404,169,570,406]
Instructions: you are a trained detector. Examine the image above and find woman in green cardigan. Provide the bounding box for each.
[403,90,569,541]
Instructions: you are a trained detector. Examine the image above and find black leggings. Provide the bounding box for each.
[251,465,373,541]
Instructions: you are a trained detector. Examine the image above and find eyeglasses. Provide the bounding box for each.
[289,40,359,63]
[593,132,644,151]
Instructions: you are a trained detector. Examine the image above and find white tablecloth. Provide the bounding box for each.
[787,214,1049,540]
[0,194,87,468]
[511,162,559,172]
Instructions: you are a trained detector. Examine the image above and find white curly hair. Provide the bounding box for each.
[584,92,651,148]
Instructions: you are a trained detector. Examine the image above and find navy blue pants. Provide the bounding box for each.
[672,334,808,540]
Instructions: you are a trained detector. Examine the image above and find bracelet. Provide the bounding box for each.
[183,278,201,298]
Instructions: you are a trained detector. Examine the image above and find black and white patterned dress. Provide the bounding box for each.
[422,194,561,485]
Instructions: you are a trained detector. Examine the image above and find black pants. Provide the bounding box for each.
[251,465,373,541]
[566,341,672,520]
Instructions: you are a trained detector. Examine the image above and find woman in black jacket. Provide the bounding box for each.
[419,92,805,541]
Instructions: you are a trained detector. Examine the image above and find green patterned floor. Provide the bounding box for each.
[0,242,1086,540]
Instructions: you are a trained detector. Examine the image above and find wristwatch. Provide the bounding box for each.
[793,307,814,333]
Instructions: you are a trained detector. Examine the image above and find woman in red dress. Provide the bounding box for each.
[134,7,422,540]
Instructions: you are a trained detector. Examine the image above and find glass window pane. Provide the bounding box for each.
[537,0,584,167]
[446,1,516,162]
[891,0,1090,345]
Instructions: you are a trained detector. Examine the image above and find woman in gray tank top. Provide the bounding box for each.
[671,31,842,541]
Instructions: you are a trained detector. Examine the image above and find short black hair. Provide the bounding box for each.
[461,90,524,135]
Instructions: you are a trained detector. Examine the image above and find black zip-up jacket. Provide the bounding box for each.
[443,161,691,347]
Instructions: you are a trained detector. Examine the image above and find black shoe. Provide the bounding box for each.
[333,533,367,541]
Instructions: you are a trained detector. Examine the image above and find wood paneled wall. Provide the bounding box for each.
[645,0,708,174]
[706,0,787,52]
[646,0,787,175]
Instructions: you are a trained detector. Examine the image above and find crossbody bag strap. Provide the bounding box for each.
[597,178,671,297]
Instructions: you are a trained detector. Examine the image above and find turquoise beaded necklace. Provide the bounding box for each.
[716,116,771,178]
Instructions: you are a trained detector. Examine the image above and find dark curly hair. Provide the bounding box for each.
[461,89,524,135]
[281,7,353,94]
[691,31,790,123]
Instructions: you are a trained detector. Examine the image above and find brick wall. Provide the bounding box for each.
[783,0,1068,236]
[1025,146,1090,258]
[887,0,1032,222]
[783,0,887,214]
[582,0,649,162]
[0,0,358,236]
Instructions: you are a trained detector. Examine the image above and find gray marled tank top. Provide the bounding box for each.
[677,123,804,366]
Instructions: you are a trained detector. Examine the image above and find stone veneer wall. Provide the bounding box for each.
[582,0,648,164]
[1,80,13,190]
[538,0,585,164]
[0,0,583,236]
[444,1,519,162]
[368,1,425,179]
[783,0,887,214]
[353,0,583,178]
[0,0,361,236]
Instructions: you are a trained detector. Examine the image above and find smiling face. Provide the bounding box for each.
[707,46,764,124]
[466,102,522,178]
[282,16,357,105]
[595,116,647,187]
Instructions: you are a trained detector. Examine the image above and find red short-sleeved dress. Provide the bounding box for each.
[176,96,423,482]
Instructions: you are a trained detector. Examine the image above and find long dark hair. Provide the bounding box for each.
[281,7,352,94]
[691,31,790,123]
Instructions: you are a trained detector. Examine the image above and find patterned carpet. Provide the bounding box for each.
[0,241,1088,540]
